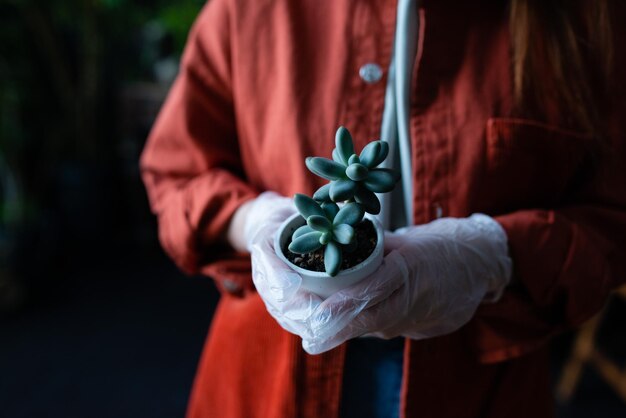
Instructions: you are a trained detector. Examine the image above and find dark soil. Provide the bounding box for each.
[283,220,377,273]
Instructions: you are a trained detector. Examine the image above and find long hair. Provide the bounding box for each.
[510,0,613,136]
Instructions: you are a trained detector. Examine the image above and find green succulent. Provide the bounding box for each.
[285,126,399,277]
[306,126,399,214]
[289,194,364,276]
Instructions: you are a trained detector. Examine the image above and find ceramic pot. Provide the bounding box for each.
[274,213,384,298]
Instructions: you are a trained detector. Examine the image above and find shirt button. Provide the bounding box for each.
[433,203,444,219]
[222,279,242,295]
[359,63,383,84]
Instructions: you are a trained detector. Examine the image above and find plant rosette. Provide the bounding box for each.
[274,212,384,299]
[272,126,398,298]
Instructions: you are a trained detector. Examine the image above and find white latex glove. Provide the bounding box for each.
[301,214,512,354]
[243,192,404,342]
[238,192,323,339]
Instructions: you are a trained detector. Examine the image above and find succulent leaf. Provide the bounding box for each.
[307,215,333,232]
[306,157,346,180]
[321,202,340,220]
[324,241,342,276]
[292,129,398,267]
[364,168,398,193]
[335,126,354,165]
[294,194,325,218]
[329,179,357,201]
[332,148,343,164]
[354,187,381,214]
[348,154,360,165]
[292,224,314,240]
[379,141,390,162]
[359,141,381,167]
[312,183,332,202]
[345,163,369,181]
[289,231,324,254]
[333,224,355,245]
[333,202,364,226]
[360,140,389,168]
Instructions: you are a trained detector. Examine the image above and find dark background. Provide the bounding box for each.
[0,1,624,417]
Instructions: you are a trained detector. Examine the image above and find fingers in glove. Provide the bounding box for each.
[383,231,406,253]
[252,249,324,337]
[250,230,327,339]
[251,237,303,303]
[263,288,324,339]
[302,284,408,354]
[307,251,410,342]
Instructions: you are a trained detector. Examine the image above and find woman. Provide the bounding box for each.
[140,0,626,417]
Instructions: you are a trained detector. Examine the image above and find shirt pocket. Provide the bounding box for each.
[480,117,593,212]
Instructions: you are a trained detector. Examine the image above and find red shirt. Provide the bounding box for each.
[140,1,626,417]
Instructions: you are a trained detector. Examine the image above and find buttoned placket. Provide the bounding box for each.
[408,3,451,225]
[313,4,400,418]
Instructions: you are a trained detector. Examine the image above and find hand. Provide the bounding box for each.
[236,192,323,339]
[243,192,404,342]
[301,214,513,354]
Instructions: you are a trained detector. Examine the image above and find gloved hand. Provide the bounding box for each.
[237,192,297,252]
[243,192,404,342]
[237,192,324,339]
[300,214,513,354]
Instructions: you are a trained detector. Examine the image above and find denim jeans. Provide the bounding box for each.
[339,337,405,418]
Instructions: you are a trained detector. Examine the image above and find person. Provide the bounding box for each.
[140,0,626,417]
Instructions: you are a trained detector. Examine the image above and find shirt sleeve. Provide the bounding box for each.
[139,0,258,280]
[465,130,626,364]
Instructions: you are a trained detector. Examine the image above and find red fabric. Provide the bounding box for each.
[139,0,626,417]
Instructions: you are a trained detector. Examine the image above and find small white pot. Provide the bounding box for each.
[274,213,384,299]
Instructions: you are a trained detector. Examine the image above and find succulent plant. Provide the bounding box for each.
[306,126,399,214]
[287,126,399,277]
[289,194,364,276]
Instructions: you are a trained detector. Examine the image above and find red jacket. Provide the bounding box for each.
[140,1,626,417]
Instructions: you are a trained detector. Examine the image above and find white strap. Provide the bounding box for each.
[378,0,419,230]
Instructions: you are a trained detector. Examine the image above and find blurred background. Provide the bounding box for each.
[0,1,624,417]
